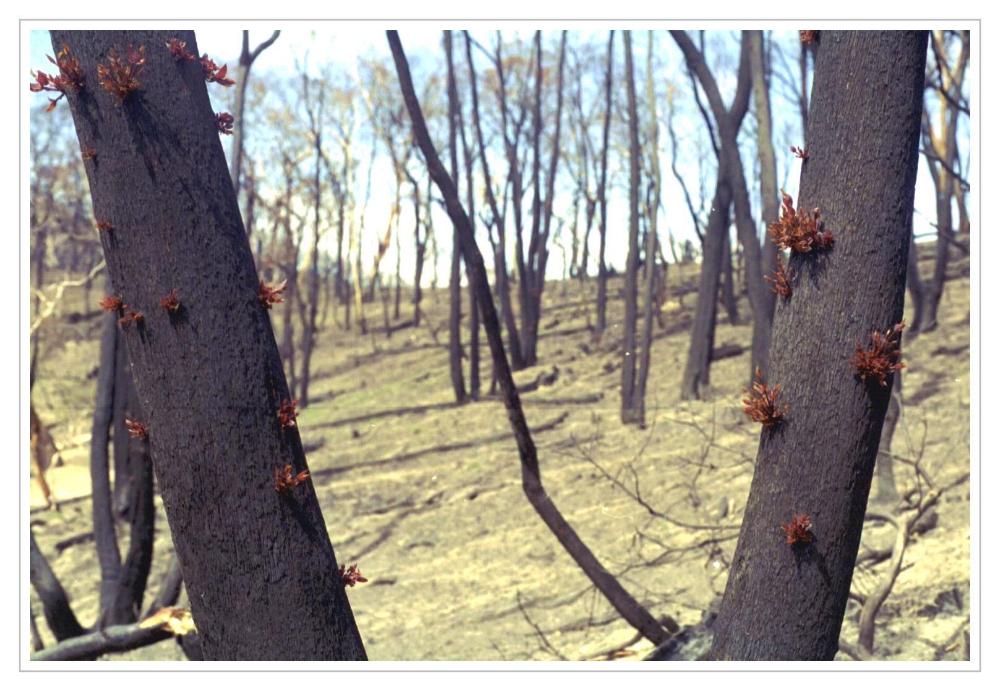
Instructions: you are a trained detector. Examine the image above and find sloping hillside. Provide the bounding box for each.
[29,249,970,661]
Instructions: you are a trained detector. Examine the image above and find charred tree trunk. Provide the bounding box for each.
[229,30,280,194]
[708,30,927,660]
[673,32,771,382]
[30,529,87,641]
[906,232,925,333]
[872,370,903,507]
[445,30,467,404]
[90,291,123,625]
[390,30,675,647]
[111,326,131,518]
[720,232,740,325]
[464,31,524,370]
[108,374,156,624]
[594,30,614,339]
[680,176,732,400]
[55,30,365,660]
[411,179,426,327]
[620,31,641,425]
[630,30,663,428]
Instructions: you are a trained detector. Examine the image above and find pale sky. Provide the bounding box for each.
[29,25,969,286]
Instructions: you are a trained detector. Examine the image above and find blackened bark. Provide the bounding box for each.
[298,75,325,407]
[620,31,641,425]
[389,31,674,646]
[90,295,122,624]
[108,375,156,624]
[709,30,927,660]
[459,110,481,399]
[520,31,567,366]
[30,530,87,641]
[631,30,662,428]
[111,327,131,518]
[411,179,426,326]
[680,177,732,400]
[674,32,771,383]
[873,371,903,506]
[464,32,524,368]
[906,233,925,333]
[595,30,614,338]
[54,30,365,660]
[445,31,467,404]
[145,554,184,617]
[720,233,740,325]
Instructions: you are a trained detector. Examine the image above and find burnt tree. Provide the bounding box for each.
[389,30,675,647]
[619,31,642,425]
[594,30,614,339]
[709,30,928,661]
[672,31,773,384]
[53,30,365,660]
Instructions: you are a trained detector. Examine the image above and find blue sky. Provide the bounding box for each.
[28,25,970,285]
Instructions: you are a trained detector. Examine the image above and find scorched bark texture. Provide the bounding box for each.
[709,30,927,661]
[51,30,365,661]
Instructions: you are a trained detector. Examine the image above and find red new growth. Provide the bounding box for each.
[160,288,181,313]
[125,418,149,439]
[30,44,85,112]
[200,56,236,86]
[215,112,235,135]
[273,464,310,493]
[765,259,795,300]
[782,514,814,545]
[165,38,197,62]
[119,309,144,326]
[100,295,125,313]
[258,279,287,309]
[743,368,788,428]
[277,399,299,429]
[851,322,906,387]
[339,563,368,588]
[767,191,834,254]
[97,45,146,103]
[790,145,809,160]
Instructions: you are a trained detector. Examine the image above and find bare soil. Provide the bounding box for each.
[29,250,971,661]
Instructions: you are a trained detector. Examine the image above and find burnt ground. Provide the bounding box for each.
[29,249,971,661]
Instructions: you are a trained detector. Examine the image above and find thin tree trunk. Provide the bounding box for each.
[709,30,927,660]
[55,30,365,660]
[720,232,741,325]
[445,30,467,404]
[620,31,641,425]
[873,371,903,506]
[680,177,732,400]
[595,30,614,339]
[229,30,280,194]
[90,290,123,625]
[750,30,781,336]
[390,30,676,647]
[108,374,155,624]
[30,529,87,641]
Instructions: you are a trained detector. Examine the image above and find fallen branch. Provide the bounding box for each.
[31,623,172,661]
[31,608,195,662]
[856,472,968,657]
